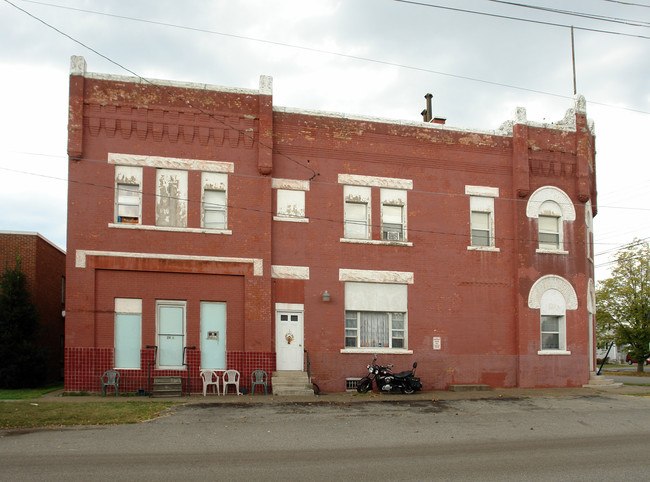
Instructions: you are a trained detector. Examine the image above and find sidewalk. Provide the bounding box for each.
[31,382,650,405]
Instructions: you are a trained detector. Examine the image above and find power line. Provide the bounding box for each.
[12,0,650,115]
[2,162,647,253]
[602,0,650,8]
[485,0,650,27]
[3,0,319,181]
[393,0,650,39]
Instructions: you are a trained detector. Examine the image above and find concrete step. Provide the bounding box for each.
[272,371,315,396]
[152,376,183,397]
[583,373,623,388]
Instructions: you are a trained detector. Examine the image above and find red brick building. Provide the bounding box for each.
[0,231,66,381]
[65,56,596,393]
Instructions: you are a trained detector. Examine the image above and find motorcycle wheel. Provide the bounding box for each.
[401,385,415,395]
[357,378,372,393]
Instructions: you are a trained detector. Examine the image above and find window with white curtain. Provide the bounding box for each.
[344,282,407,350]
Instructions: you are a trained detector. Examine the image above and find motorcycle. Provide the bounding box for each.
[357,355,422,394]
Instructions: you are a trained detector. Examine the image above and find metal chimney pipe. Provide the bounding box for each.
[424,93,433,122]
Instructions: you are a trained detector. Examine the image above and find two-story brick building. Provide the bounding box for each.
[65,56,596,394]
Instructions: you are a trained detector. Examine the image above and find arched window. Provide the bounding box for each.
[528,275,577,355]
[526,186,575,254]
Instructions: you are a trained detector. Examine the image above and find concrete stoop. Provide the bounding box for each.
[151,376,183,397]
[272,371,315,396]
[582,372,623,388]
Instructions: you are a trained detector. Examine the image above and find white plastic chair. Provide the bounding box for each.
[200,369,220,396]
[222,369,241,395]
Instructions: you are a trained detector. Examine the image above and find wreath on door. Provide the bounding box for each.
[285,332,294,345]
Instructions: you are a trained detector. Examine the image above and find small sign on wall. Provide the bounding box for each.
[433,336,441,350]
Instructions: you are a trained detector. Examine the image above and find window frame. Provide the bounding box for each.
[344,200,370,240]
[114,165,143,225]
[526,186,575,255]
[344,311,407,349]
[340,278,412,354]
[203,189,227,230]
[466,186,499,252]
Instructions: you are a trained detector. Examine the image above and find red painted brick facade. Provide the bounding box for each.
[66,57,596,393]
[0,231,66,381]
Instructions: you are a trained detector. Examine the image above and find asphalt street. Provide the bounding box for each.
[2,391,650,481]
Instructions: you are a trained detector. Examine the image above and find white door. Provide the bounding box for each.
[276,310,304,370]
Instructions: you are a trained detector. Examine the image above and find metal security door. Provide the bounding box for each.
[276,310,303,371]
[201,302,226,370]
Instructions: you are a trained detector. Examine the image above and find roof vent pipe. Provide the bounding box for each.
[425,93,433,122]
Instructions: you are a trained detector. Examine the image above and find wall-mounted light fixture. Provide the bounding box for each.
[321,290,331,302]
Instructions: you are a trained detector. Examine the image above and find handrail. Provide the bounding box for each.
[597,341,614,375]
[183,346,196,395]
[146,345,157,396]
[304,349,311,379]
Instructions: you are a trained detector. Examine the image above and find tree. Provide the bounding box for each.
[0,257,46,387]
[596,240,650,373]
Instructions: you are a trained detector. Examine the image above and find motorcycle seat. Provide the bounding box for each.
[394,370,413,378]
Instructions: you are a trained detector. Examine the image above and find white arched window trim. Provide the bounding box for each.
[526,186,575,255]
[528,275,577,355]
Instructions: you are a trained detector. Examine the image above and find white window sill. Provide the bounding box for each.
[109,223,232,235]
[467,246,500,252]
[340,238,413,247]
[537,350,571,356]
[536,248,569,255]
[113,367,141,370]
[273,216,309,223]
[340,348,413,354]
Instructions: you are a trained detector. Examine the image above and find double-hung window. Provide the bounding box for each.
[538,214,560,250]
[203,190,227,229]
[466,186,498,250]
[381,188,406,242]
[470,211,490,247]
[541,315,561,350]
[114,165,142,224]
[344,186,370,240]
[526,187,575,255]
[202,172,228,230]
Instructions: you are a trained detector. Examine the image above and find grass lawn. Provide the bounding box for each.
[0,384,63,400]
[0,401,180,429]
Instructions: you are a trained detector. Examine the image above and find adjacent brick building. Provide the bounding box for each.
[0,231,66,381]
[65,56,597,393]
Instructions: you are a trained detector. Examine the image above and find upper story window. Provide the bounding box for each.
[108,153,234,234]
[538,209,560,250]
[339,174,413,246]
[202,172,228,230]
[114,165,142,224]
[156,169,188,228]
[381,189,406,242]
[344,185,371,240]
[466,186,499,252]
[585,200,594,261]
[526,186,575,255]
[272,178,309,223]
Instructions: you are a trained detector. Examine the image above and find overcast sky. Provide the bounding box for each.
[0,0,648,280]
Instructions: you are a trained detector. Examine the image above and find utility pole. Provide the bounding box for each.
[571,26,577,95]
